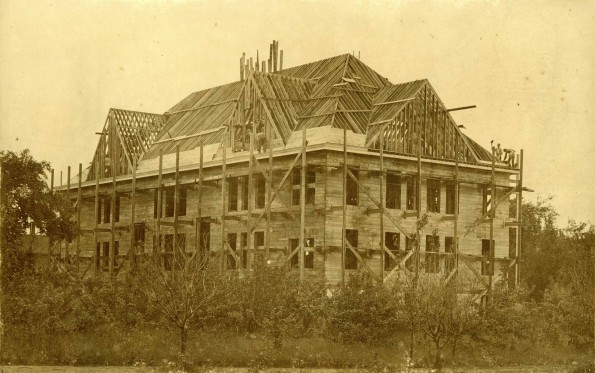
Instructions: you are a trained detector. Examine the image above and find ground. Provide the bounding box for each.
[0,366,575,373]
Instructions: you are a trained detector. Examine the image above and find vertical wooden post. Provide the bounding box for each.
[269,43,273,73]
[488,148,496,303]
[76,163,82,269]
[341,126,347,286]
[247,133,254,270]
[94,159,99,273]
[49,169,54,261]
[0,162,2,322]
[130,157,137,259]
[516,149,523,286]
[197,142,204,253]
[379,124,385,283]
[221,131,227,269]
[60,170,63,186]
[66,166,71,261]
[323,154,328,262]
[266,118,273,259]
[240,53,245,81]
[273,40,278,72]
[280,50,283,71]
[109,124,116,277]
[157,150,163,253]
[416,88,425,281]
[454,136,459,275]
[299,128,307,282]
[173,145,180,261]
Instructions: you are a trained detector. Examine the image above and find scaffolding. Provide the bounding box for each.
[52,46,525,304]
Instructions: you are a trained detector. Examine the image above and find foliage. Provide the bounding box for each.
[129,252,233,355]
[479,283,544,352]
[1,149,77,284]
[230,257,327,348]
[520,196,562,300]
[326,271,400,343]
[397,275,481,368]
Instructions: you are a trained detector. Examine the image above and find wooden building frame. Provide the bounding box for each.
[53,43,524,301]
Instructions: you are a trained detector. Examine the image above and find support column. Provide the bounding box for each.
[66,166,71,261]
[94,161,99,273]
[156,150,163,253]
[221,132,227,269]
[109,153,116,277]
[299,128,306,282]
[197,143,204,253]
[49,169,54,262]
[516,149,523,286]
[266,118,273,260]
[247,133,254,270]
[488,148,496,303]
[416,88,425,282]
[76,163,82,269]
[341,126,347,286]
[130,157,137,259]
[379,124,385,283]
[173,145,180,262]
[454,136,459,276]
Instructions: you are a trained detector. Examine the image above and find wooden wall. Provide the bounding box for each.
[73,146,518,285]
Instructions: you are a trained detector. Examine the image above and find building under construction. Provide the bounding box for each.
[54,42,524,298]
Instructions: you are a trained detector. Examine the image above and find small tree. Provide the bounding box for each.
[1,149,77,356]
[398,275,480,369]
[130,250,232,355]
[1,149,77,273]
[327,270,399,343]
[233,257,326,349]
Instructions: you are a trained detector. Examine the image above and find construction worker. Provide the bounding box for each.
[254,120,267,153]
[490,140,503,161]
[504,148,516,168]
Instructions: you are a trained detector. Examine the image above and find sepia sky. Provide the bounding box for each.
[1,0,594,226]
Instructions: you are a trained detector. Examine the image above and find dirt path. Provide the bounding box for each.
[0,366,574,373]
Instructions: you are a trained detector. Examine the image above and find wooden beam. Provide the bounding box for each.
[250,151,302,231]
[221,132,227,269]
[160,220,194,227]
[342,126,347,286]
[488,147,496,303]
[266,116,273,259]
[454,136,460,280]
[446,105,476,112]
[129,158,136,260]
[346,241,380,283]
[372,98,415,106]
[379,124,385,283]
[458,250,489,288]
[247,133,254,270]
[153,126,225,145]
[93,158,99,273]
[156,150,163,253]
[517,149,523,286]
[416,87,424,282]
[346,169,412,240]
[109,118,116,277]
[76,163,82,269]
[300,128,306,282]
[197,142,203,253]
[66,165,70,262]
[284,244,301,265]
[173,145,180,260]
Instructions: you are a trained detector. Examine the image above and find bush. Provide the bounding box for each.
[326,271,400,343]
